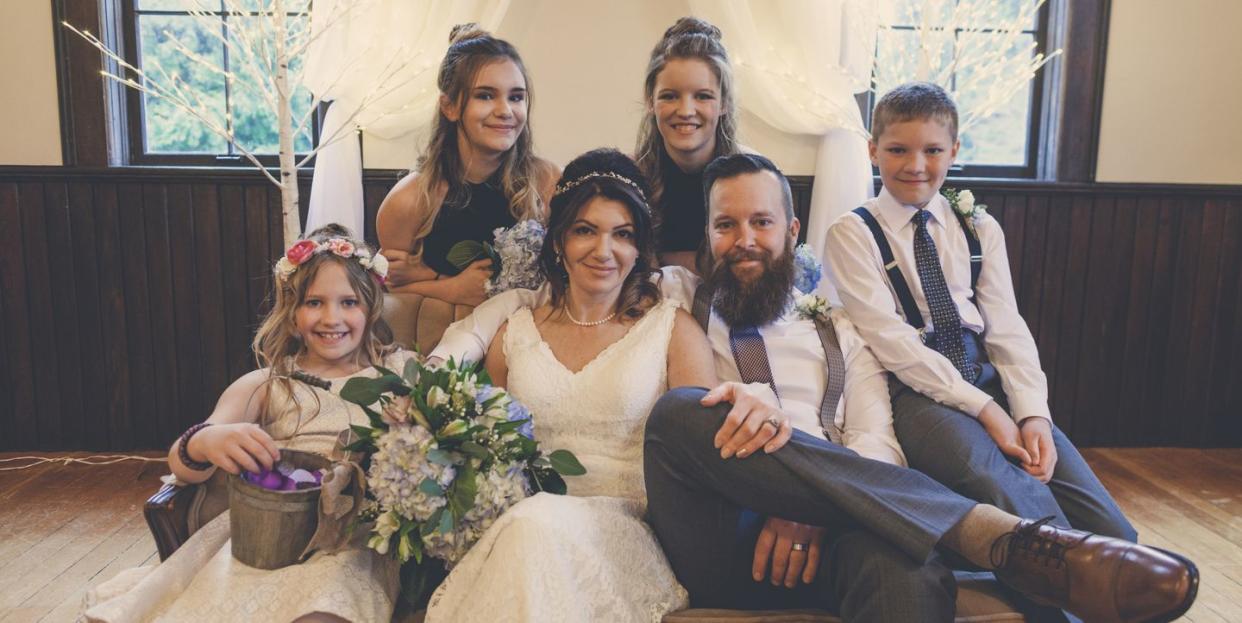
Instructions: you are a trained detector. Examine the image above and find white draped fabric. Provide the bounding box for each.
[303,0,511,237]
[687,0,880,295]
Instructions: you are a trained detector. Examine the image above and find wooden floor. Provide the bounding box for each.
[0,449,1239,622]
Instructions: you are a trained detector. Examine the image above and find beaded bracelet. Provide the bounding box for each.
[177,422,215,471]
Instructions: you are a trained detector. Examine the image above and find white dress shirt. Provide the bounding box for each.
[430,266,905,465]
[824,188,1051,423]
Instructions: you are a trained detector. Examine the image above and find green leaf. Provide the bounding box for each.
[362,404,385,429]
[350,424,376,442]
[448,463,478,520]
[438,506,455,533]
[403,358,421,386]
[494,418,529,435]
[548,449,586,476]
[446,240,487,269]
[526,465,567,495]
[418,477,444,497]
[421,508,444,537]
[340,377,383,406]
[460,441,489,460]
[426,448,456,466]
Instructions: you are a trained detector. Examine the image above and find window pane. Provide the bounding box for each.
[226,15,313,154]
[139,0,218,11]
[233,0,312,13]
[873,29,954,97]
[886,0,954,28]
[955,0,1032,30]
[955,33,1035,165]
[138,15,228,153]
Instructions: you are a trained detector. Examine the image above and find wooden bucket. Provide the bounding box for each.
[228,449,328,570]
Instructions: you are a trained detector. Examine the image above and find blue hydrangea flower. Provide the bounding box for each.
[506,399,534,439]
[793,244,823,294]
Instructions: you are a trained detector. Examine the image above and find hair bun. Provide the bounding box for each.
[449,23,489,45]
[662,16,722,42]
[307,223,354,240]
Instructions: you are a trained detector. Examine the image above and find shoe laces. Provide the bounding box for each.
[990,516,1089,570]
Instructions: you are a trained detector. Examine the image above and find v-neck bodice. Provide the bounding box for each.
[502,300,677,501]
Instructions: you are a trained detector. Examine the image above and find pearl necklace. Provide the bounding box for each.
[565,306,616,327]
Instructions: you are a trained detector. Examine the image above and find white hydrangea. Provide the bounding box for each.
[422,462,530,566]
[368,424,453,522]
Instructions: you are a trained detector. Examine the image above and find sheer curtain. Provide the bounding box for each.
[687,0,880,290]
[303,0,511,237]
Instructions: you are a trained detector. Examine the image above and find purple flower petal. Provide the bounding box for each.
[259,470,285,490]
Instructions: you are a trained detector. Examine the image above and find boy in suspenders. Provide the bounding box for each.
[825,83,1136,544]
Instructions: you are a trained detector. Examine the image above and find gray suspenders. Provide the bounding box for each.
[690,285,847,442]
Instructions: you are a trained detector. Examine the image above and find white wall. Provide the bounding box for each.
[0,1,63,166]
[362,0,821,174]
[1096,0,1242,184]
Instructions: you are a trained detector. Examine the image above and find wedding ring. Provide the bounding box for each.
[792,543,809,552]
[764,416,780,430]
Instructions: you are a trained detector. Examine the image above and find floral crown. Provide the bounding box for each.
[554,171,649,204]
[273,237,389,283]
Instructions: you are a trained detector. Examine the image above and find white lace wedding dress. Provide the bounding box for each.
[425,299,689,623]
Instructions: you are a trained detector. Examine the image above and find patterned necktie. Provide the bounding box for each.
[729,325,779,397]
[912,209,976,382]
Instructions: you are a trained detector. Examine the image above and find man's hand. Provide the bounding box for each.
[701,382,793,458]
[752,517,827,588]
[1018,417,1057,483]
[977,400,1032,465]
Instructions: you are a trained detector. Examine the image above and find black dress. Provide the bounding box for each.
[420,179,516,277]
[655,152,707,254]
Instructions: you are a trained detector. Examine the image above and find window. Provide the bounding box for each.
[867,0,1052,177]
[121,0,315,165]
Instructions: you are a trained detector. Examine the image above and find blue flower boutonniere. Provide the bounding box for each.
[793,243,823,295]
[943,188,988,237]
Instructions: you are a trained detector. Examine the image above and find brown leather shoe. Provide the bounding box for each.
[991,518,1198,623]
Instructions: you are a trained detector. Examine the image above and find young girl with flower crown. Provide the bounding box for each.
[83,224,417,623]
[377,23,560,307]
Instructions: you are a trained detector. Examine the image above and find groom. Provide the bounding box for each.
[642,153,1197,623]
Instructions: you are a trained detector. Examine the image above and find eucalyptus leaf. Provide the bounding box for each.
[418,477,444,497]
[340,377,382,406]
[426,448,456,466]
[446,240,487,269]
[448,463,478,520]
[548,449,586,476]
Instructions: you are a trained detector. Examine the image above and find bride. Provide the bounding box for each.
[424,149,717,622]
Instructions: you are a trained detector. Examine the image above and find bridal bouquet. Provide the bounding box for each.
[340,357,583,604]
[447,219,547,297]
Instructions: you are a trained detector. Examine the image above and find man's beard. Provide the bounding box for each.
[703,240,796,328]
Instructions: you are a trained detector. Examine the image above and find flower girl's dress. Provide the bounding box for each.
[81,351,417,623]
[426,299,689,622]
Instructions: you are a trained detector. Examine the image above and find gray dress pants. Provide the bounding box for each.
[644,387,978,623]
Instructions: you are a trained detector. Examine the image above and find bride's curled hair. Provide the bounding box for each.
[541,149,660,321]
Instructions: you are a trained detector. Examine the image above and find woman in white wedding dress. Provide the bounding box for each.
[425,149,717,622]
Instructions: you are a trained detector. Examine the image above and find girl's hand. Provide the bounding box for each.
[444,259,494,307]
[381,248,421,287]
[188,422,281,475]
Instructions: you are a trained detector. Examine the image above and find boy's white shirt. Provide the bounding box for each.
[430,265,905,466]
[824,187,1051,424]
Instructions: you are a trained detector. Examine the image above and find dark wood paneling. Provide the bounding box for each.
[0,167,1240,449]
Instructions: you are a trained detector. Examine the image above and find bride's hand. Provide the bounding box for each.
[701,382,793,459]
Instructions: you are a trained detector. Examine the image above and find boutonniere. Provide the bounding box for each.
[792,243,823,294]
[794,293,830,323]
[942,188,988,237]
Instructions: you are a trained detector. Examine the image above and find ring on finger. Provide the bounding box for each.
[764,416,780,430]
[792,542,809,552]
